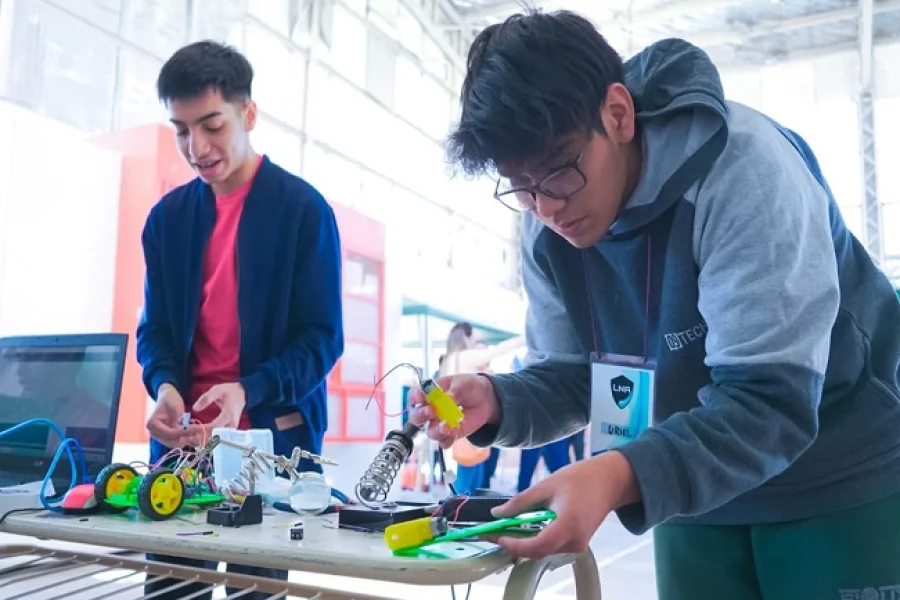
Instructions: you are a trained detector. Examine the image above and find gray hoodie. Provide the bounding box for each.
[474,39,900,534]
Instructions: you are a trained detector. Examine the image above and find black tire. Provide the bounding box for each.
[137,468,185,521]
[94,463,138,513]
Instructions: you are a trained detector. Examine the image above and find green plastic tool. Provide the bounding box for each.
[392,510,557,557]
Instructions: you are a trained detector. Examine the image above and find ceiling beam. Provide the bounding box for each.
[857,0,883,265]
[860,0,876,90]
[463,0,750,27]
[716,35,899,70]
[686,0,900,47]
[398,0,468,73]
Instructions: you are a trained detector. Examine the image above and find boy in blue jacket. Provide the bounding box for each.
[136,40,343,599]
[410,9,900,600]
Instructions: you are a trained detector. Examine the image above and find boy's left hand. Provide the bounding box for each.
[489,450,640,560]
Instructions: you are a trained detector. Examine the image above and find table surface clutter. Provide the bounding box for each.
[1,507,510,586]
[0,505,603,599]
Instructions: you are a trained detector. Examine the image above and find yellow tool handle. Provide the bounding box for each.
[423,380,465,429]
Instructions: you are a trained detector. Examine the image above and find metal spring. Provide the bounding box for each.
[354,437,409,507]
[221,449,270,503]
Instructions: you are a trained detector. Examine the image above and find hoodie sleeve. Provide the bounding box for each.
[469,214,591,449]
[615,109,840,533]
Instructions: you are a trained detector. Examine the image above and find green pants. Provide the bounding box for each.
[654,492,900,600]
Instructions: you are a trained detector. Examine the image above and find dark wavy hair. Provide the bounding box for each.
[447,9,624,176]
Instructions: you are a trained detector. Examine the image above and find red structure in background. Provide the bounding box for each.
[92,124,387,444]
[326,203,386,443]
[93,124,195,445]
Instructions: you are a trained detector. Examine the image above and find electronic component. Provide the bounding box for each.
[384,516,448,552]
[181,413,191,431]
[290,526,304,540]
[337,503,431,532]
[438,494,513,523]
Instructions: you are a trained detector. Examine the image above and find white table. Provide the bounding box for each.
[0,508,602,599]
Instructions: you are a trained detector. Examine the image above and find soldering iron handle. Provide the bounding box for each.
[401,421,421,439]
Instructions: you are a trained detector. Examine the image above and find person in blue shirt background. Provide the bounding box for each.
[510,354,578,492]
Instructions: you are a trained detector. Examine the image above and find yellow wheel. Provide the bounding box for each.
[94,463,138,512]
[137,468,185,521]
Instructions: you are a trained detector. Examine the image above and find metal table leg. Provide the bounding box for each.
[502,549,601,600]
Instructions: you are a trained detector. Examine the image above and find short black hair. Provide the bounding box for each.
[447,9,624,177]
[156,40,253,105]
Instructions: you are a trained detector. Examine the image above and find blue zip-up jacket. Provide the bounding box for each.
[136,156,344,471]
[473,39,900,534]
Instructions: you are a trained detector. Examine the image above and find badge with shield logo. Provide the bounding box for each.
[590,355,656,455]
[610,374,634,409]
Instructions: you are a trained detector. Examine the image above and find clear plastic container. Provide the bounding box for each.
[211,428,275,495]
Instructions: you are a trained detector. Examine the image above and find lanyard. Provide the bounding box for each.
[581,235,653,363]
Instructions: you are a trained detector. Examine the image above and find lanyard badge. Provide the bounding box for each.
[590,353,656,454]
[582,235,656,456]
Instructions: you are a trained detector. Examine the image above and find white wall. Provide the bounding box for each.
[0,101,122,336]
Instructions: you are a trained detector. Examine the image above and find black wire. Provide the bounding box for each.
[365,362,424,411]
[0,507,45,526]
[437,448,457,496]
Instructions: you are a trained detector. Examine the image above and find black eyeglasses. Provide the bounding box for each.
[493,150,588,213]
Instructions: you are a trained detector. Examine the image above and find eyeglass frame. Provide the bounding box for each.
[492,147,589,213]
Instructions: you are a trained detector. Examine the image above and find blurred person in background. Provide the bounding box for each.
[136,40,343,600]
[440,323,523,494]
[509,352,572,492]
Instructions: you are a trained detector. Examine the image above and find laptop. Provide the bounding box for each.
[0,333,128,492]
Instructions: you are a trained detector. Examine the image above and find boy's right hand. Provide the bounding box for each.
[146,383,203,448]
[407,374,502,448]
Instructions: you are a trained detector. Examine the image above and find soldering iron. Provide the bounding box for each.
[355,377,464,507]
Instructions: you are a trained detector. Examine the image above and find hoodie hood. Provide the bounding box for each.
[608,38,730,237]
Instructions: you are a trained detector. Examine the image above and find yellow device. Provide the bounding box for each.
[421,379,464,429]
[384,516,449,552]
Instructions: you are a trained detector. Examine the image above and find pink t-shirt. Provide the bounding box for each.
[188,159,262,429]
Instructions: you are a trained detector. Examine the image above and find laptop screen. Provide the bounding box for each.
[0,334,127,487]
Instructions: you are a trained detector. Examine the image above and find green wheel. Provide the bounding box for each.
[137,468,185,521]
[94,463,138,513]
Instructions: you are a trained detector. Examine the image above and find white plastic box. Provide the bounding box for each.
[211,428,275,494]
